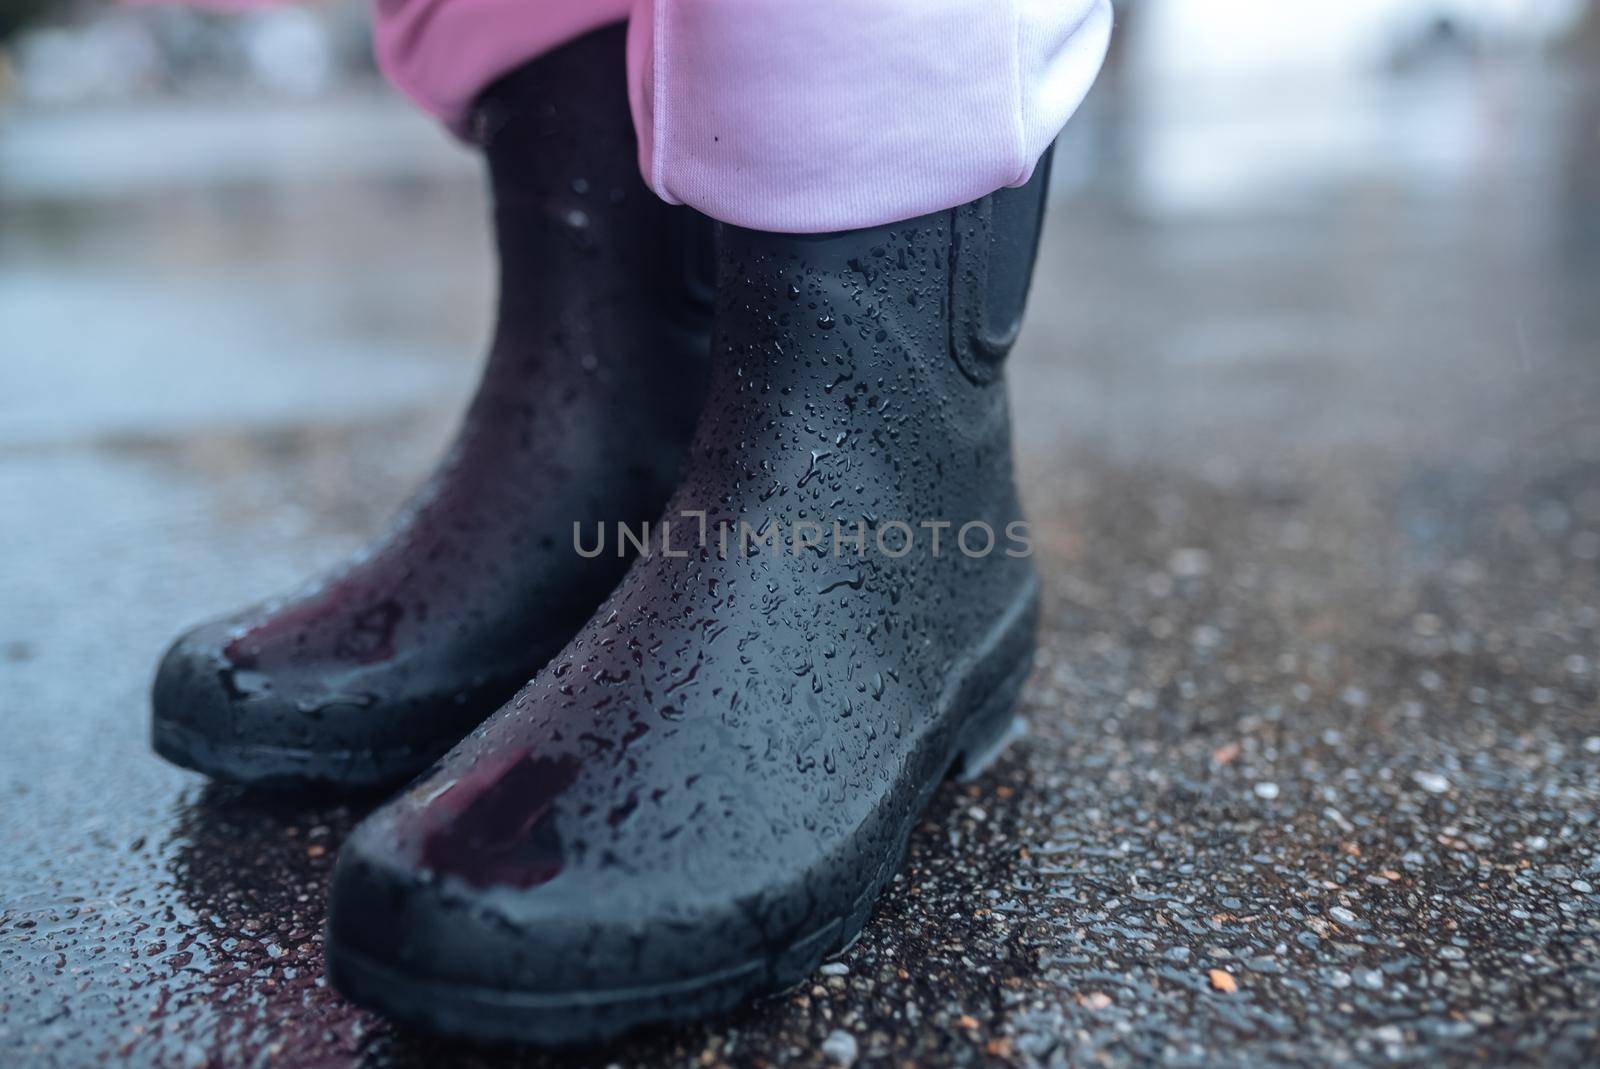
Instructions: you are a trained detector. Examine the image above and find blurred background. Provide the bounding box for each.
[4,3,1600,1067]
[2,0,1597,465]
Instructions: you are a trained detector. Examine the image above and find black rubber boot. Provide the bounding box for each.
[325,152,1055,1043]
[151,25,712,791]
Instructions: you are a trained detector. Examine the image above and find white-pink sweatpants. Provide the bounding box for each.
[377,0,1110,231]
[172,0,1113,231]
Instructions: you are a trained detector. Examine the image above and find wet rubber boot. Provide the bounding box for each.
[325,151,1055,1043]
[151,25,713,791]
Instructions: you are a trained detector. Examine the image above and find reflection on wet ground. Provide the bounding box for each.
[3,56,1600,1068]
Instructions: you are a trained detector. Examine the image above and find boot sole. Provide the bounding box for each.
[324,579,1039,1046]
[152,718,437,792]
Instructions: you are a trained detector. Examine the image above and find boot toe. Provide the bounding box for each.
[152,620,250,754]
[150,618,428,790]
[324,765,827,1045]
[152,619,299,784]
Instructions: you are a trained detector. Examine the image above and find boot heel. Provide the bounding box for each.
[950,646,1034,782]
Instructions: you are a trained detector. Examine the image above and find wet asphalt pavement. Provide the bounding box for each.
[4,57,1600,1069]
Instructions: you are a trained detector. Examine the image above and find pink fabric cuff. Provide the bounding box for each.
[629,0,1113,232]
[373,0,632,125]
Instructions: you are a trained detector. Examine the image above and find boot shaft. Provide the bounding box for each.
[469,25,713,330]
[708,147,1051,405]
[697,153,1053,526]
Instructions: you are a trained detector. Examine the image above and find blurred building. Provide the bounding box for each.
[1,0,376,106]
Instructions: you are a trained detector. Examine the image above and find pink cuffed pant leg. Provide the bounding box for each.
[626,0,1112,232]
[372,0,634,124]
